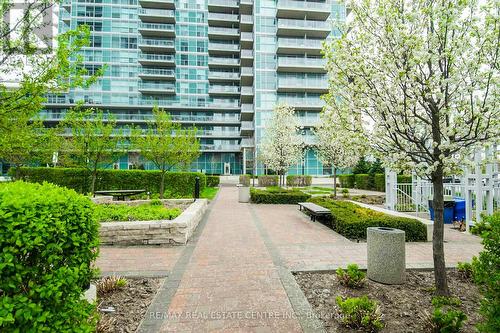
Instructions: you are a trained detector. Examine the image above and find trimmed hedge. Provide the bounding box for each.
[373,174,385,192]
[308,197,427,241]
[13,167,206,198]
[337,173,412,191]
[0,181,99,331]
[258,175,279,187]
[239,174,251,186]
[286,175,312,187]
[251,187,311,204]
[339,174,355,188]
[206,175,220,187]
[354,174,370,189]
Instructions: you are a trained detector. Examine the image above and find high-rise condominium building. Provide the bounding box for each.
[44,0,345,175]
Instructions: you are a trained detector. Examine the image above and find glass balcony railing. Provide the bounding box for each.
[278,19,330,30]
[138,38,175,48]
[277,0,330,11]
[241,49,253,58]
[208,12,239,21]
[208,0,239,7]
[208,71,240,79]
[138,8,175,17]
[278,57,326,67]
[278,96,325,107]
[138,82,176,91]
[140,68,175,76]
[209,85,241,93]
[278,78,328,89]
[277,38,323,49]
[241,121,254,129]
[208,43,240,51]
[201,144,241,151]
[208,57,240,65]
[208,27,239,35]
[139,23,175,32]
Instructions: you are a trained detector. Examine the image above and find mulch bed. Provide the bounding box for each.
[97,278,163,333]
[294,269,482,332]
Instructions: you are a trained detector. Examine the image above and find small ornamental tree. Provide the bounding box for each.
[315,111,364,197]
[60,108,124,195]
[132,107,200,199]
[259,104,302,187]
[324,0,499,295]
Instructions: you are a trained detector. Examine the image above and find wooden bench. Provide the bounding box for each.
[298,202,331,222]
[94,189,147,201]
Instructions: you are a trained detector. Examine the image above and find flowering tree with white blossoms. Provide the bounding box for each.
[324,0,499,296]
[259,104,303,187]
[315,111,364,197]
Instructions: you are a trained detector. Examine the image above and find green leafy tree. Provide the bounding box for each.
[132,108,200,199]
[60,108,124,195]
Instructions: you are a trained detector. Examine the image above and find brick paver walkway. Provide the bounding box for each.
[98,186,483,332]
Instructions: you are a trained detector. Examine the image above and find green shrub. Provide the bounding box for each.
[338,174,355,188]
[342,188,350,198]
[308,197,427,241]
[429,296,467,333]
[472,211,500,333]
[470,219,492,236]
[286,175,312,187]
[0,181,99,331]
[336,264,366,288]
[336,296,383,332]
[355,174,370,189]
[373,173,385,191]
[94,203,181,222]
[456,262,474,281]
[250,187,311,204]
[239,174,251,186]
[150,198,162,206]
[206,175,220,187]
[13,167,206,198]
[257,175,279,187]
[397,174,412,183]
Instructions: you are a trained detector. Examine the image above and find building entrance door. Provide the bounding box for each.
[223,162,231,175]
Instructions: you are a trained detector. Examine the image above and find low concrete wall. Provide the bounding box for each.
[349,201,434,242]
[99,199,208,246]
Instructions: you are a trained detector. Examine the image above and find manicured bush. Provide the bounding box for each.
[336,296,383,331]
[13,167,206,198]
[338,174,355,188]
[94,202,181,222]
[373,173,385,191]
[354,174,370,189]
[429,296,467,333]
[0,181,99,331]
[250,187,311,204]
[206,175,220,187]
[472,211,500,333]
[239,174,251,186]
[308,197,427,241]
[257,175,279,187]
[336,264,366,288]
[286,175,312,187]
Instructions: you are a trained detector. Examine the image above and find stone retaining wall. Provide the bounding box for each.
[99,199,208,246]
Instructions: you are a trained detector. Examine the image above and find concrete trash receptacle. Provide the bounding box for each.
[367,227,406,284]
[237,184,250,203]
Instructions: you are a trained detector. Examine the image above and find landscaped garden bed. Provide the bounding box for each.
[96,276,162,332]
[250,186,311,204]
[295,269,482,333]
[307,197,427,241]
[95,200,183,222]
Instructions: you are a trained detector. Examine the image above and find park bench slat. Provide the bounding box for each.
[298,202,331,222]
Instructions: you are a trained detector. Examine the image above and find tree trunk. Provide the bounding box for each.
[432,166,450,296]
[333,167,337,198]
[160,171,166,199]
[91,169,97,197]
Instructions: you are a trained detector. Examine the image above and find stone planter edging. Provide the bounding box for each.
[99,199,208,246]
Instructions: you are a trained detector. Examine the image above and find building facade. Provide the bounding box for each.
[44,0,345,175]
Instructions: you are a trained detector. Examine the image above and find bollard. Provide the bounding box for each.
[194,176,200,199]
[367,227,406,284]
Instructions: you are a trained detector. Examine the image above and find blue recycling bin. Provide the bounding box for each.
[428,200,455,224]
[453,197,466,222]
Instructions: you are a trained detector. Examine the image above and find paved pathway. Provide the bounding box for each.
[97,186,483,332]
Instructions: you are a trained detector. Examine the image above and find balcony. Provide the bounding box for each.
[208,57,240,68]
[240,0,253,13]
[138,8,175,23]
[277,19,331,38]
[240,66,253,85]
[138,53,175,66]
[139,0,175,9]
[277,57,326,73]
[240,103,254,120]
[208,0,239,11]
[209,85,241,96]
[240,15,253,31]
[198,130,241,138]
[277,38,324,55]
[240,137,255,148]
[208,71,240,82]
[208,27,240,39]
[277,0,331,20]
[138,82,176,94]
[277,78,328,93]
[241,86,254,103]
[201,144,241,152]
[138,22,175,37]
[139,68,175,80]
[240,121,254,135]
[208,12,239,25]
[240,32,254,48]
[278,96,325,110]
[208,42,240,55]
[138,38,175,52]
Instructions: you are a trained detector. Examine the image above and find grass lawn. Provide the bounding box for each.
[200,187,219,200]
[94,201,181,222]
